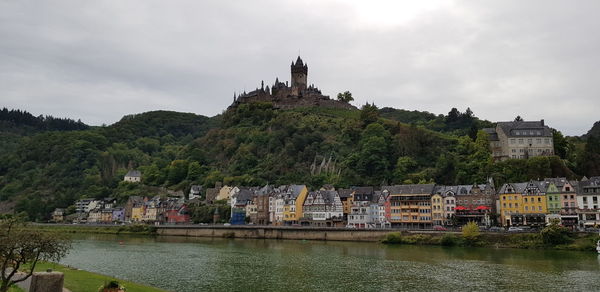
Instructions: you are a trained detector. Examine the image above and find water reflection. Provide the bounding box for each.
[62,234,600,292]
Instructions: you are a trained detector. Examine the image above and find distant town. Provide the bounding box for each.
[51,168,600,230]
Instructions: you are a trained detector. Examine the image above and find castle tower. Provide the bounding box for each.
[291,56,308,93]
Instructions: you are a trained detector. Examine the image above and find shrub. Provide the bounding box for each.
[540,220,573,245]
[462,222,481,245]
[382,232,403,244]
[440,234,459,246]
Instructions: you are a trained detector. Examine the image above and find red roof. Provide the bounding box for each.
[455,206,467,210]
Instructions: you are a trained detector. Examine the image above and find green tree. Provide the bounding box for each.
[0,216,71,292]
[393,156,417,183]
[187,161,204,182]
[167,160,189,185]
[540,219,573,245]
[336,91,354,103]
[360,103,379,125]
[462,222,481,245]
[552,129,568,159]
[579,135,600,176]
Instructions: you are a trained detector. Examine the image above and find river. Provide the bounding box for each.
[57,234,600,292]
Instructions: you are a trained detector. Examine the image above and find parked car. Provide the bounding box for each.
[346,224,356,229]
[433,225,447,231]
[488,226,504,232]
[223,223,231,226]
[508,227,524,232]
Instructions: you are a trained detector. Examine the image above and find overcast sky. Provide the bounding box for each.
[1,1,599,135]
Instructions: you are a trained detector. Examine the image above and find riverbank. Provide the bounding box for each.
[32,224,600,252]
[381,230,600,251]
[30,223,157,235]
[28,262,165,292]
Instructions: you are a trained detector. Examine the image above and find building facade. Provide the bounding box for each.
[483,120,554,161]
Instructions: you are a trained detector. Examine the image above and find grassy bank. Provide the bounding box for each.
[29,224,157,235]
[31,262,165,292]
[382,231,600,251]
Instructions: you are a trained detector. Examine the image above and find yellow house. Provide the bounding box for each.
[338,188,354,217]
[131,205,145,222]
[499,181,547,227]
[282,185,308,224]
[498,183,524,226]
[431,194,444,226]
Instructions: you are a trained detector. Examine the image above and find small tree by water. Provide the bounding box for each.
[540,219,573,245]
[462,222,481,245]
[0,215,71,292]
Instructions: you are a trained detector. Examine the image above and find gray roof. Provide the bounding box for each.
[382,184,436,195]
[125,170,141,177]
[482,128,499,141]
[306,190,338,205]
[337,188,353,198]
[235,189,254,204]
[496,120,552,138]
[498,181,547,194]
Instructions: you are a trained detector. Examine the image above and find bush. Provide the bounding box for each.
[462,222,481,246]
[382,232,403,244]
[440,234,459,246]
[540,220,573,245]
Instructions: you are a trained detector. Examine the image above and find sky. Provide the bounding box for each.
[1,0,599,135]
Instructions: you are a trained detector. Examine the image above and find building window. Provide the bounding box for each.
[510,139,516,144]
[519,139,524,144]
[512,149,516,153]
[536,138,542,144]
[545,138,550,144]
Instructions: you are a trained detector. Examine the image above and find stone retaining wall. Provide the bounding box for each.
[156,226,397,242]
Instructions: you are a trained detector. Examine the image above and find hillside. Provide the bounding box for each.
[0,103,592,220]
[583,120,600,139]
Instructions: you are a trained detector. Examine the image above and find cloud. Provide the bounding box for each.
[0,0,599,135]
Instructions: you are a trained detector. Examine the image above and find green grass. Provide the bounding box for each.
[33,262,165,292]
[8,285,25,292]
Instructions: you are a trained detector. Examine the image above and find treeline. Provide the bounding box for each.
[0,107,89,132]
[379,107,494,138]
[0,104,598,221]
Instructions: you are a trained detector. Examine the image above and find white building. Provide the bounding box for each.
[124,170,142,182]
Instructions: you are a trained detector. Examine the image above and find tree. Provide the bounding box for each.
[0,215,71,292]
[336,91,354,103]
[552,129,568,159]
[462,221,481,245]
[540,219,573,245]
[360,103,379,125]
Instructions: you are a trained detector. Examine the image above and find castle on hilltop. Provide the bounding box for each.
[229,57,356,110]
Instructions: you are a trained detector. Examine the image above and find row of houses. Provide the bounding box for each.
[53,195,191,224]
[53,177,600,229]
[206,176,600,229]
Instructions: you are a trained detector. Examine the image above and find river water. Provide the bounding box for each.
[57,234,600,292]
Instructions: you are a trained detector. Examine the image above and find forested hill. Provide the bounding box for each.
[0,103,597,220]
[0,107,89,133]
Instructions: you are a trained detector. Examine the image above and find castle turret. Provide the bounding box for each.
[291,56,308,92]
